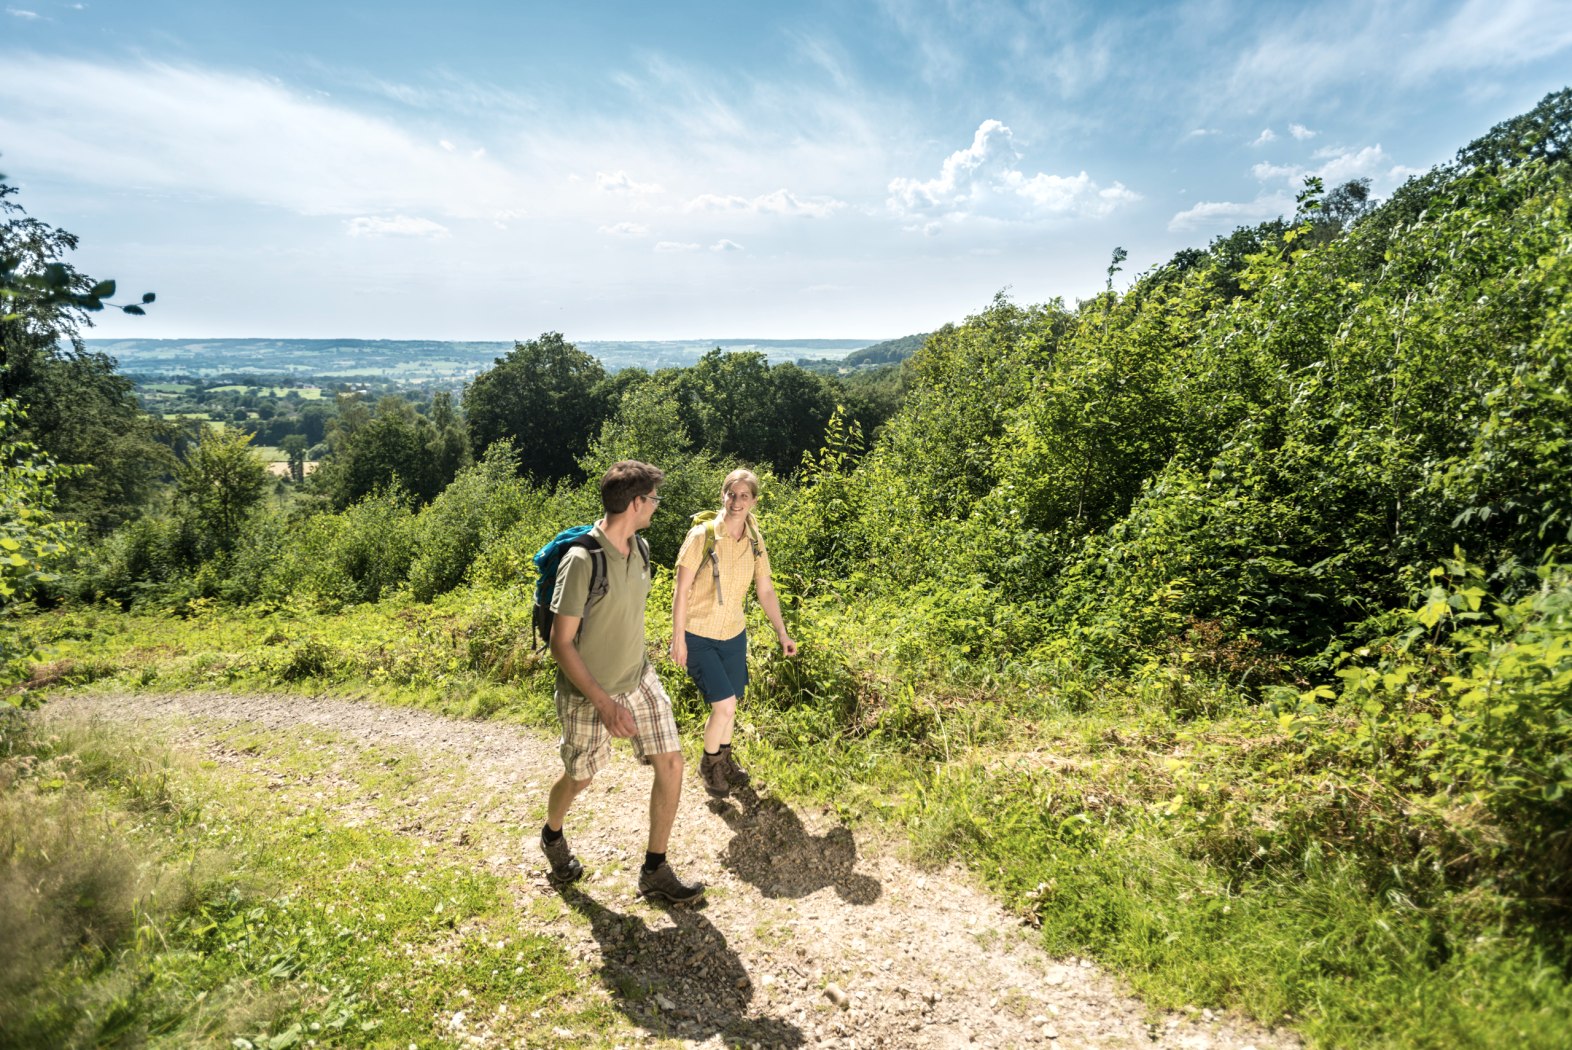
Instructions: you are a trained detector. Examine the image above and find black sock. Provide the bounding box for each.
[704,748,721,757]
[542,823,563,844]
[644,850,666,872]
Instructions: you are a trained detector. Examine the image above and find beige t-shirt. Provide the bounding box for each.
[676,517,771,641]
[551,524,651,698]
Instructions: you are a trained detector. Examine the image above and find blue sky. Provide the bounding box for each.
[3,1,1570,342]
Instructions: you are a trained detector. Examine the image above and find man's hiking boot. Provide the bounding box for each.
[719,743,751,787]
[638,861,706,904]
[700,750,731,798]
[539,832,583,886]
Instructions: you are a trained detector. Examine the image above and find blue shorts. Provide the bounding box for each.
[684,630,748,704]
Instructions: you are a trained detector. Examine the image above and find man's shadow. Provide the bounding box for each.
[557,884,805,1048]
[711,783,882,904]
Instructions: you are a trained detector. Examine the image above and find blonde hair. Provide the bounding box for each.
[722,468,760,500]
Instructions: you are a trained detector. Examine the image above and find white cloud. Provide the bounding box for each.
[1228,0,1572,107]
[1251,144,1405,191]
[1314,144,1391,184]
[6,8,43,19]
[1006,171,1140,216]
[439,139,456,151]
[886,120,1138,225]
[654,241,701,253]
[1252,128,1277,146]
[1402,0,1572,78]
[1251,161,1301,181]
[683,189,844,218]
[599,222,649,237]
[597,170,664,195]
[1168,194,1294,233]
[346,215,451,238]
[0,57,530,219]
[1289,123,1317,140]
[710,239,744,252]
[1184,128,1221,140]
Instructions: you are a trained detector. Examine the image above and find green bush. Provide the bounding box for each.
[271,488,416,609]
[406,442,544,602]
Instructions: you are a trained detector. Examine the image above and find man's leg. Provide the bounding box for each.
[638,749,704,902]
[541,772,591,885]
[543,691,604,887]
[547,772,592,831]
[626,667,704,902]
[645,751,683,854]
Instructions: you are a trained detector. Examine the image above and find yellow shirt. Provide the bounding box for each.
[676,516,772,640]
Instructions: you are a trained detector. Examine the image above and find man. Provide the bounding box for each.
[540,460,704,904]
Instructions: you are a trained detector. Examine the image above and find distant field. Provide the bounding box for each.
[87,336,882,383]
[204,384,325,398]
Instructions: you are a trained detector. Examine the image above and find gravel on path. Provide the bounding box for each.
[47,689,1301,1050]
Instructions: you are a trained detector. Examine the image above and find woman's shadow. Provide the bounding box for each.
[557,884,805,1047]
[711,783,882,904]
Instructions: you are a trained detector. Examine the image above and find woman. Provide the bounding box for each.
[670,468,797,798]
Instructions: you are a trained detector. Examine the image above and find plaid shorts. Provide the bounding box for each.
[555,662,680,780]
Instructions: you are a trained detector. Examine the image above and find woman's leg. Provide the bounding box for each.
[703,696,737,752]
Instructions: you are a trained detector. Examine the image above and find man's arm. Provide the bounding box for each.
[550,614,638,738]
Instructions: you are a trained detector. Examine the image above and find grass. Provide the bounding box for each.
[0,708,651,1048]
[13,590,1572,1048]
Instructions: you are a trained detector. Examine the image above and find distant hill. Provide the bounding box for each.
[83,337,885,382]
[841,333,929,367]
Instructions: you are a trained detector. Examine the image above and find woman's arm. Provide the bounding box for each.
[670,563,696,667]
[755,576,798,657]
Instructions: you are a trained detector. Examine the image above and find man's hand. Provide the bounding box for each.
[596,699,638,739]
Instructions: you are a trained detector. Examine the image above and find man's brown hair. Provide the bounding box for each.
[600,460,664,513]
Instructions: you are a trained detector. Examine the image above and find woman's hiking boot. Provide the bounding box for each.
[700,750,731,798]
[539,831,583,885]
[719,743,751,787]
[638,861,706,904]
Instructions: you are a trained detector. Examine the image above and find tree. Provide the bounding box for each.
[425,390,471,490]
[282,434,309,483]
[1457,87,1572,170]
[2,176,167,532]
[314,397,428,507]
[174,426,270,553]
[0,400,79,683]
[1322,177,1374,228]
[462,332,611,483]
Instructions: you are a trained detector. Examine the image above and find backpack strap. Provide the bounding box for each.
[575,533,644,629]
[700,513,760,607]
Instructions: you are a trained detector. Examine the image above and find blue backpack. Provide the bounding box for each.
[531,525,650,649]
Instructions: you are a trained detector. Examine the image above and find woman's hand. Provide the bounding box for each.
[669,636,688,667]
[779,633,798,657]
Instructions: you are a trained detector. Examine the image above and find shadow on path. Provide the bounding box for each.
[711,783,882,904]
[557,884,805,1048]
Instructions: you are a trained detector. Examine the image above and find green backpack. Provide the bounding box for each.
[690,510,761,607]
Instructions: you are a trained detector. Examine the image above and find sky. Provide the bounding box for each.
[2,1,1570,342]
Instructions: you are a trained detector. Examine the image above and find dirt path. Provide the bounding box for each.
[48,690,1298,1050]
